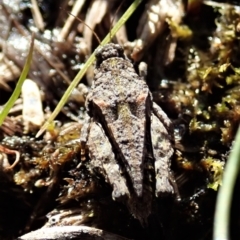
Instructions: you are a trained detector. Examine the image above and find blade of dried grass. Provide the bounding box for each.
[213,125,240,239]
[0,34,35,126]
[59,0,85,41]
[36,0,143,137]
[31,0,45,31]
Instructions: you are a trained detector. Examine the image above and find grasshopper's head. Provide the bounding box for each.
[95,43,125,66]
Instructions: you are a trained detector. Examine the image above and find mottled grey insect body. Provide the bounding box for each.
[80,43,175,222]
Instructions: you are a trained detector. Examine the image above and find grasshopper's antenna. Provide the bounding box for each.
[109,0,126,42]
[59,1,84,41]
[66,11,101,45]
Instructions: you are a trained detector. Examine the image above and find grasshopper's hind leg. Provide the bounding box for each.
[87,121,130,201]
[151,103,175,196]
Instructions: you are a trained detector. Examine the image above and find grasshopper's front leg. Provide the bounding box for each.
[80,115,91,161]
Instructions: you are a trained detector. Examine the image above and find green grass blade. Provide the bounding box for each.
[0,34,35,126]
[36,0,143,137]
[213,125,240,239]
